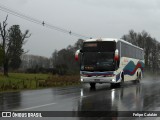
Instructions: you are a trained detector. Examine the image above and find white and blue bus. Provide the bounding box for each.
[75,38,144,88]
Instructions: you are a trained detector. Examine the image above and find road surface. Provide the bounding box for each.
[0,76,160,120]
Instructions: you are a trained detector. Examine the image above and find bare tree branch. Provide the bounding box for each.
[22,30,31,41]
[0,15,9,76]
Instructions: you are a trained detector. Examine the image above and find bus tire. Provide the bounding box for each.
[110,83,120,88]
[134,72,140,83]
[111,83,116,87]
[137,72,142,83]
[120,73,124,86]
[90,83,96,88]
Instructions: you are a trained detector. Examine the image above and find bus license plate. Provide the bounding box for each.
[94,79,100,82]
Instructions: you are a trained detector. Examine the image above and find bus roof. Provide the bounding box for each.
[84,38,143,51]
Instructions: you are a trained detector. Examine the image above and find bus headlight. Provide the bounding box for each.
[112,79,116,82]
[81,78,83,82]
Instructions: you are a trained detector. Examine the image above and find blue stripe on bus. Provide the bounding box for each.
[116,73,121,81]
[123,61,144,76]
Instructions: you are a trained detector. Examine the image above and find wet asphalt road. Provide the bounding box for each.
[1,76,160,120]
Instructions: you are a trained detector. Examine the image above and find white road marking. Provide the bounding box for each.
[15,102,57,111]
[13,95,90,111]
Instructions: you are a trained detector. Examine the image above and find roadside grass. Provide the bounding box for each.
[0,73,80,92]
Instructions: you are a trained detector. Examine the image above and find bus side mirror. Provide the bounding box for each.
[75,50,80,61]
[114,49,119,61]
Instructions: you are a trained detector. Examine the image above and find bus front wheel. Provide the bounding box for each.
[110,83,120,87]
[137,72,142,83]
[90,83,96,88]
[134,72,141,83]
[120,73,124,86]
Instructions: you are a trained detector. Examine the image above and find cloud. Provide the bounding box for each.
[76,0,159,11]
[14,0,29,5]
[1,0,160,57]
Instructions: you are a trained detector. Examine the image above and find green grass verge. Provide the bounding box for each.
[0,73,80,92]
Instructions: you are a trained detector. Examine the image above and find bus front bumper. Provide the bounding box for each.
[80,76,117,83]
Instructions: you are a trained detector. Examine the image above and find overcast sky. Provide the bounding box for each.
[0,0,160,57]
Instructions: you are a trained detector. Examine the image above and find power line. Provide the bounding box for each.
[0,3,91,39]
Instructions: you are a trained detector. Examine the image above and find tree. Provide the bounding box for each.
[52,49,58,68]
[0,45,3,66]
[74,39,83,50]
[0,16,8,76]
[8,25,30,70]
[122,30,138,46]
[51,39,84,75]
[20,54,51,73]
[0,16,30,76]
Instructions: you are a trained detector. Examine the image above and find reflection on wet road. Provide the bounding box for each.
[1,77,160,120]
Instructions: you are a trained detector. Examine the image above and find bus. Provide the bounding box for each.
[75,38,144,88]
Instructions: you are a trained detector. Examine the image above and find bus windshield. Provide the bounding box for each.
[81,52,115,71]
[80,41,116,71]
